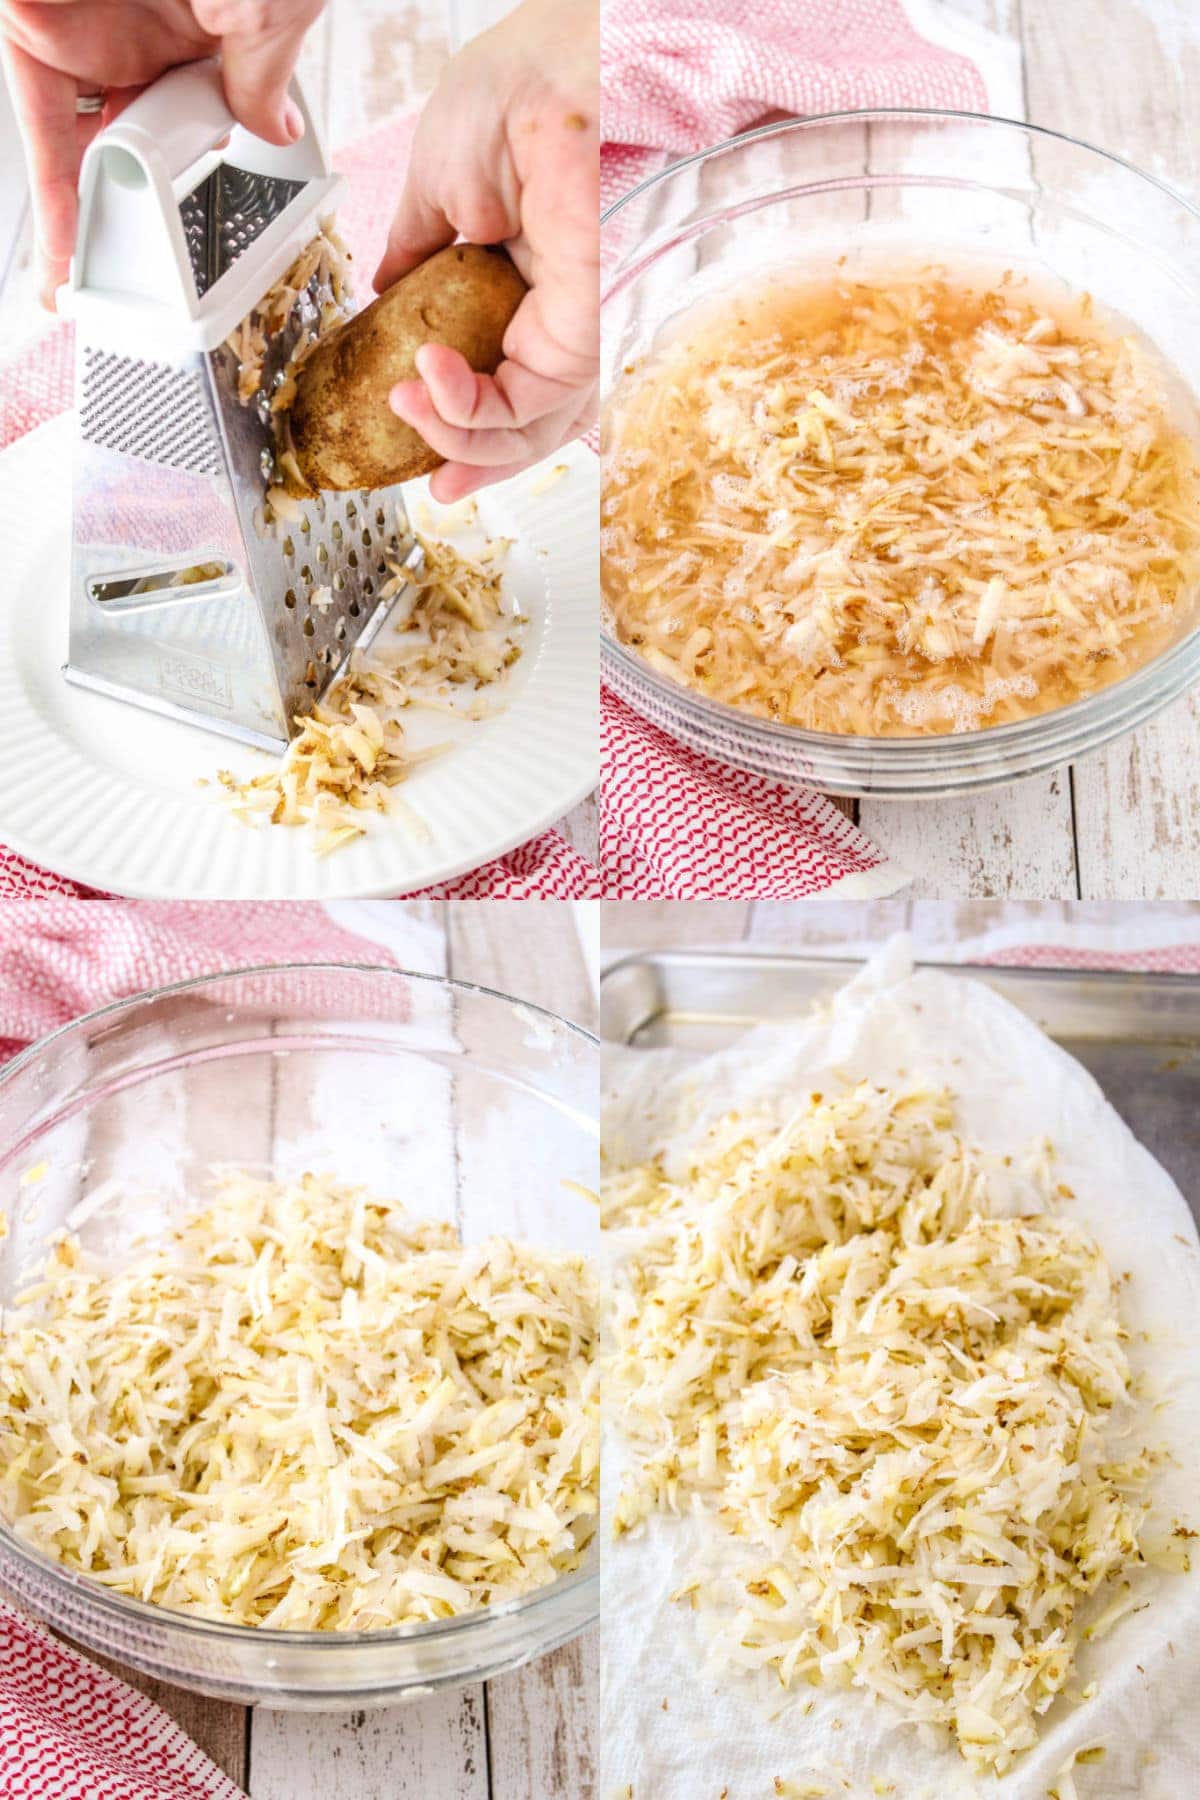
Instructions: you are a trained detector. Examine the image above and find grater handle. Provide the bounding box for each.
[95,57,329,186]
[67,57,340,344]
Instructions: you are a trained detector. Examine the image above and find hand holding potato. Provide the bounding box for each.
[291,245,528,491]
[375,0,599,503]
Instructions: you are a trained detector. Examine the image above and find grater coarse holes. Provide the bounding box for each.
[63,59,421,754]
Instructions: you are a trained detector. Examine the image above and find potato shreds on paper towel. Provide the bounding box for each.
[604,1082,1152,1774]
[602,267,1200,735]
[216,530,524,855]
[0,1171,598,1632]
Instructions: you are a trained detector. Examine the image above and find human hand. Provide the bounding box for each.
[375,0,599,502]
[0,0,324,308]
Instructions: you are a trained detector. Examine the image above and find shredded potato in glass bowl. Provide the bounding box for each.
[601,112,1200,795]
[0,966,597,1707]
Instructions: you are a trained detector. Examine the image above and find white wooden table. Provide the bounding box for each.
[602,897,1200,957]
[838,0,1200,899]
[77,897,597,1798]
[0,0,598,867]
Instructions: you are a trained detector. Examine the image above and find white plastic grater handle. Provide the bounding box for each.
[62,57,343,353]
[97,57,328,184]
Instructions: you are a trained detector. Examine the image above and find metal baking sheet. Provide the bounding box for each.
[600,951,1200,1215]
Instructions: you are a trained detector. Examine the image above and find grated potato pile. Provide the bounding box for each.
[602,266,1200,735]
[0,1171,598,1631]
[215,528,524,855]
[604,1082,1159,1774]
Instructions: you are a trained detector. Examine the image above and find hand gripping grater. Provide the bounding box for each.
[60,59,421,753]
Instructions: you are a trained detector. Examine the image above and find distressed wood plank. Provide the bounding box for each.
[446,900,594,1027]
[744,898,913,948]
[1018,0,1200,897]
[944,0,1020,37]
[555,792,599,864]
[909,897,1070,949]
[600,901,754,952]
[486,1630,598,1800]
[596,898,1093,960]
[596,899,1116,961]
[860,769,1077,897]
[250,1691,489,1800]
[1071,699,1200,899]
[322,0,450,146]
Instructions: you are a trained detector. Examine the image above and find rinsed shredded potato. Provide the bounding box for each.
[602,265,1200,734]
[216,531,525,853]
[604,1082,1153,1773]
[0,1171,598,1630]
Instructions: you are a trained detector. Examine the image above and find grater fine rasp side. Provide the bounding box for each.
[62,59,420,754]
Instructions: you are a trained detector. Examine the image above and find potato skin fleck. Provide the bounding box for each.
[291,244,527,490]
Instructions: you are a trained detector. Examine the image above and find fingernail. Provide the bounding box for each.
[284,100,304,143]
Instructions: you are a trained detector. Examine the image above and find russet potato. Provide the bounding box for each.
[290,243,528,491]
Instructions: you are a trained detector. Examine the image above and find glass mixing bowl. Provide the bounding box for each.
[601,110,1200,797]
[0,964,597,1708]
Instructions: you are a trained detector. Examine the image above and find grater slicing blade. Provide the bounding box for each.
[179,163,307,299]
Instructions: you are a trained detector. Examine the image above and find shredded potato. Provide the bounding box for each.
[216,531,525,852]
[605,1082,1152,1773]
[220,224,526,852]
[0,1171,597,1631]
[602,265,1200,734]
[225,218,354,504]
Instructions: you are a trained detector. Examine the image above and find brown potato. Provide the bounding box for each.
[289,244,528,491]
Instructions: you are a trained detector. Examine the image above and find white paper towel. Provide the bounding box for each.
[601,940,1200,1799]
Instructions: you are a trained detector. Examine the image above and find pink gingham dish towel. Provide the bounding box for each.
[0,113,599,904]
[600,0,993,898]
[0,898,419,1059]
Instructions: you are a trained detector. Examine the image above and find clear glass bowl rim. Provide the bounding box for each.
[0,959,598,1651]
[600,106,1200,760]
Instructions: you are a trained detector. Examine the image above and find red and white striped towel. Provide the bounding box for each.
[600,0,1001,898]
[0,112,599,903]
[0,1601,245,1800]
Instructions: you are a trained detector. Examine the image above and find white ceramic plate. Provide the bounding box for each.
[0,417,597,898]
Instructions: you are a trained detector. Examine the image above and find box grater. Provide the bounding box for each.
[61,58,421,753]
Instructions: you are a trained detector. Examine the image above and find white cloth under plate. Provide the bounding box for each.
[601,939,1200,1799]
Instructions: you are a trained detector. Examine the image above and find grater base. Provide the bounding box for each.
[61,663,293,754]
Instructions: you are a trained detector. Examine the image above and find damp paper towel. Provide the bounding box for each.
[600,938,1200,1800]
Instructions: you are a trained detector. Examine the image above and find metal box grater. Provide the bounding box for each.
[61,59,420,753]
